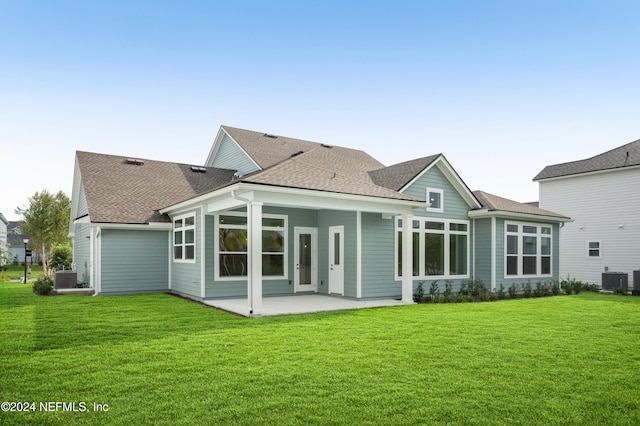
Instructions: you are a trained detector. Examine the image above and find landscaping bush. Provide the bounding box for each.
[523,281,532,298]
[413,282,425,303]
[508,283,518,298]
[429,280,440,303]
[497,283,506,300]
[50,244,73,271]
[443,280,453,303]
[32,277,54,296]
[551,280,561,296]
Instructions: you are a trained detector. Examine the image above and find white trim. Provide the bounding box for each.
[401,213,413,303]
[586,240,602,259]
[356,211,362,299]
[426,187,444,213]
[162,182,426,216]
[172,213,196,264]
[95,227,101,294]
[490,217,496,291]
[503,221,553,279]
[293,227,318,293]
[90,222,172,231]
[248,201,263,317]
[214,211,288,281]
[167,231,172,291]
[200,205,206,299]
[468,209,571,223]
[328,225,345,296]
[395,217,471,281]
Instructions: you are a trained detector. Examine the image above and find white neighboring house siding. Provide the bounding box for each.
[539,166,640,285]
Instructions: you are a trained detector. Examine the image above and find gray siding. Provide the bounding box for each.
[171,209,202,298]
[204,206,318,299]
[210,133,260,176]
[361,213,400,298]
[404,165,471,221]
[473,218,492,286]
[77,184,88,217]
[318,210,357,297]
[402,163,475,293]
[73,223,91,285]
[100,229,169,294]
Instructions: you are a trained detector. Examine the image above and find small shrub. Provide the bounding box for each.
[33,277,54,296]
[443,280,453,303]
[497,283,506,300]
[508,283,518,298]
[551,280,561,296]
[613,286,627,295]
[523,281,532,298]
[582,283,600,293]
[429,280,440,303]
[534,282,545,297]
[413,281,425,303]
[459,281,469,296]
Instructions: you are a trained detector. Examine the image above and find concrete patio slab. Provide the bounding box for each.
[204,294,409,317]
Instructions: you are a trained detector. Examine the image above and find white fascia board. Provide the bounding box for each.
[246,185,425,214]
[93,223,172,231]
[69,156,83,235]
[468,209,573,223]
[164,182,426,216]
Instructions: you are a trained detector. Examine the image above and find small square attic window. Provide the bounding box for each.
[426,188,444,212]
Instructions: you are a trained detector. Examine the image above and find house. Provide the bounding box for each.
[535,138,640,286]
[0,213,8,265]
[69,125,569,316]
[6,221,34,264]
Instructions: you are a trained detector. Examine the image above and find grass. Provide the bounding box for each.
[1,283,639,425]
[0,264,44,281]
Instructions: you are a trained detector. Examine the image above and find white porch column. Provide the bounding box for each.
[401,213,414,303]
[248,201,263,317]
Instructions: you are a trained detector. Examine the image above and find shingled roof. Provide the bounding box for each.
[369,155,441,191]
[76,151,237,224]
[473,190,570,219]
[534,138,640,181]
[221,126,418,201]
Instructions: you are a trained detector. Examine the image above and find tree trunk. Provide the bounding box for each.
[41,242,50,278]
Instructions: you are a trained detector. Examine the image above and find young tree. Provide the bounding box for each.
[15,190,71,277]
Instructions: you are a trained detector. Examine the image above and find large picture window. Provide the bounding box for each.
[505,222,552,277]
[174,214,195,262]
[217,212,287,279]
[397,217,469,279]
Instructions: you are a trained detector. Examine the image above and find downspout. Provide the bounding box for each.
[94,227,101,296]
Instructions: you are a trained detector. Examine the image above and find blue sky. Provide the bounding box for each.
[2,1,639,221]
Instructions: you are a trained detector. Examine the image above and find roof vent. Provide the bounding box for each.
[125,158,144,166]
[263,133,278,139]
[321,143,332,148]
[290,150,304,158]
[190,166,207,173]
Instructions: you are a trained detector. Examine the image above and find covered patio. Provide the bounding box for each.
[204,294,409,317]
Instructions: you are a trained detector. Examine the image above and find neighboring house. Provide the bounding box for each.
[0,213,8,265]
[535,138,640,286]
[69,125,569,316]
[6,221,33,263]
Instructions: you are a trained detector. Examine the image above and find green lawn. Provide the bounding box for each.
[0,264,44,281]
[1,283,639,425]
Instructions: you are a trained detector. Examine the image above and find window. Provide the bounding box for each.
[426,188,444,213]
[216,212,287,279]
[174,214,195,262]
[587,241,601,258]
[397,217,469,279]
[505,222,552,277]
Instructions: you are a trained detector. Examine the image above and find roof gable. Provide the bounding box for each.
[371,155,481,209]
[75,151,237,224]
[534,138,640,181]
